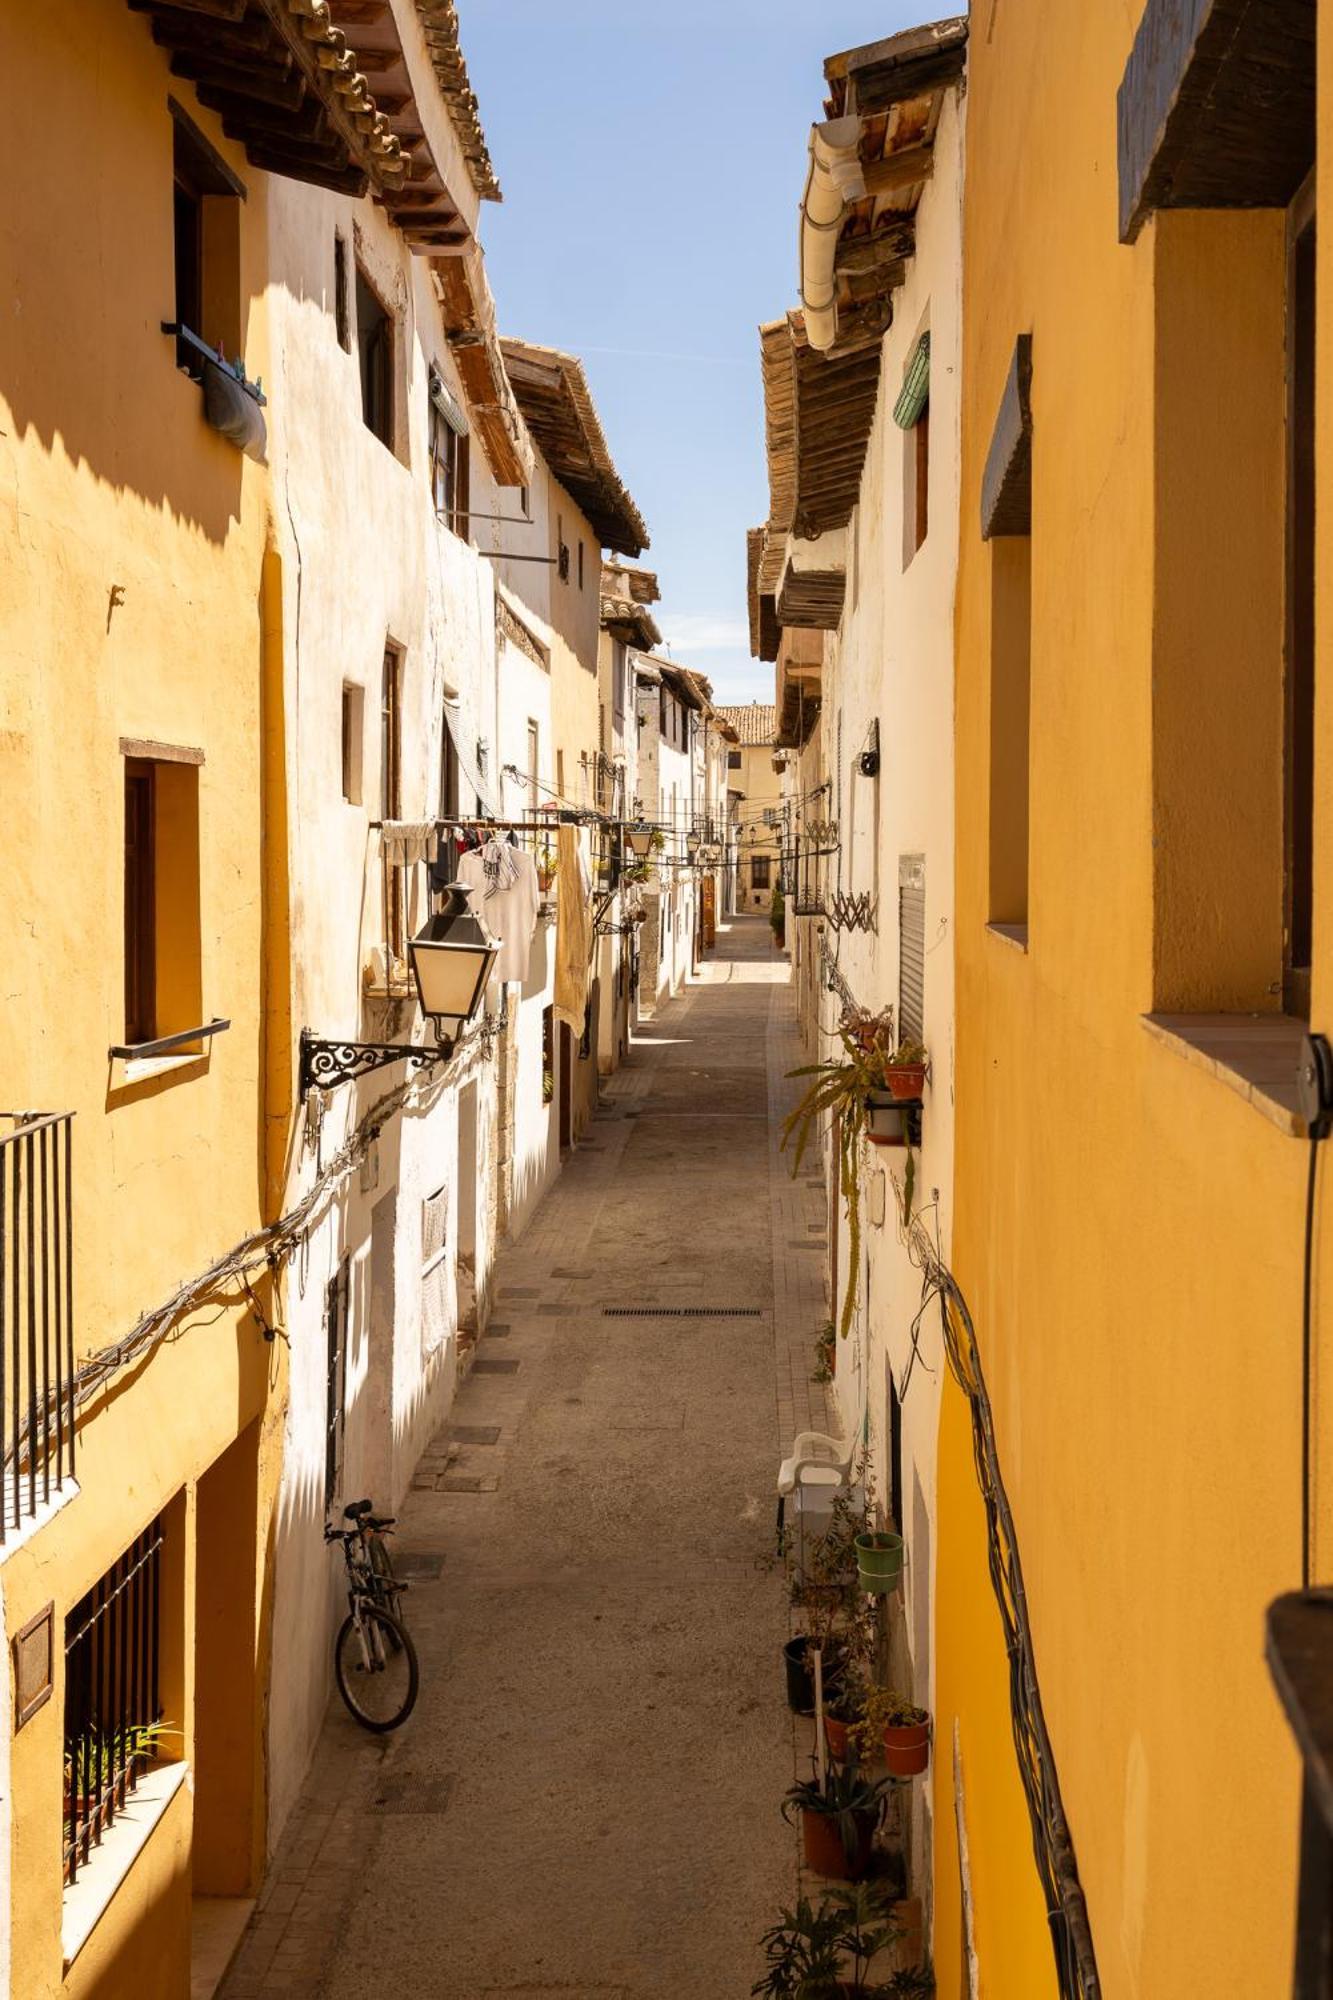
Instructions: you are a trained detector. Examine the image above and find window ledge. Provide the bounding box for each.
[986,921,1029,953]
[63,1760,189,1970]
[1141,1012,1308,1135]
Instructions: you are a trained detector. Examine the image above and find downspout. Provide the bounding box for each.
[799,116,865,353]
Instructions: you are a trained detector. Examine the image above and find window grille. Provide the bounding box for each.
[898,854,926,1045]
[63,1519,163,1885]
[0,1112,76,1536]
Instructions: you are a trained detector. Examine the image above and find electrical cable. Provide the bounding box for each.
[1303,1133,1319,1589]
[22,1017,497,1445]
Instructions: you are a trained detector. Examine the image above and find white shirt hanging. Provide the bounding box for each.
[456,841,540,984]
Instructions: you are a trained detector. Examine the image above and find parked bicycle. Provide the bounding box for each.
[325,1500,418,1732]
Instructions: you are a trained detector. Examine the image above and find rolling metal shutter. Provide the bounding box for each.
[898,854,925,1044]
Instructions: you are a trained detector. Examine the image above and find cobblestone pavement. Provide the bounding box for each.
[219,917,836,2000]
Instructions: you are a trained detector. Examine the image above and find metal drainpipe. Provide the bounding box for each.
[800,116,865,353]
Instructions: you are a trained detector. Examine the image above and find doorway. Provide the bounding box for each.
[559,1024,574,1152]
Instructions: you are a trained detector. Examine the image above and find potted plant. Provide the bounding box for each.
[536,844,558,894]
[782,1762,894,1880]
[64,1721,176,1816]
[771,883,786,946]
[541,1067,554,1105]
[854,1530,905,1597]
[752,1883,908,1997]
[881,1040,928,1102]
[821,1669,866,1763]
[811,1318,837,1385]
[786,1491,877,1711]
[849,1689,931,1777]
[781,1035,876,1341]
[784,1632,846,1716]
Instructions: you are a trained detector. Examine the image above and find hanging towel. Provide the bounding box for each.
[380,820,436,865]
[554,824,592,1035]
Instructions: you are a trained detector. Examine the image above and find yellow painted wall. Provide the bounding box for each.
[937,5,1320,1996]
[1,6,285,1991]
[544,473,604,1134]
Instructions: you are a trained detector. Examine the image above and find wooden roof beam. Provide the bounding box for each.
[861,143,935,196]
[172,54,309,112]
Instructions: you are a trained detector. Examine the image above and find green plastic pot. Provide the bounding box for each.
[854,1531,904,1595]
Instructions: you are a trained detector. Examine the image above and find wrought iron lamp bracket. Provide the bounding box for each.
[299,1029,451,1098]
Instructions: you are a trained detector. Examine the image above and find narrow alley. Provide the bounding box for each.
[220,918,830,1999]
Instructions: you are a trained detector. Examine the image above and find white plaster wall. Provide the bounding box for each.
[262,167,507,1850]
[816,88,964,1814]
[495,629,562,1236]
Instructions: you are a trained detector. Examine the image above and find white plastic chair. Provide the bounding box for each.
[775,1353,867,1543]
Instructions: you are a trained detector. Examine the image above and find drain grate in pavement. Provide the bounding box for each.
[602,1306,763,1319]
[392,1550,447,1582]
[371,1770,455,1815]
[472,1358,521,1374]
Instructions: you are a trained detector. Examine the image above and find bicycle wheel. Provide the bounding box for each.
[367,1534,405,1620]
[334,1605,419,1732]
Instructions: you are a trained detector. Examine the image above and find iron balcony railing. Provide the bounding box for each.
[63,1519,164,1884]
[0,1112,76,1534]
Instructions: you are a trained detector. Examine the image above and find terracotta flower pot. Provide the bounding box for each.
[883,1718,930,1777]
[800,1805,877,1880]
[885,1062,927,1102]
[823,1712,851,1762]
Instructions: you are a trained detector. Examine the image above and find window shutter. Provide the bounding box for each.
[429,368,468,437]
[893,333,931,430]
[898,854,925,1044]
[421,1185,449,1357]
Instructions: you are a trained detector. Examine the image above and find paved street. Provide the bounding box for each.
[220,918,834,1999]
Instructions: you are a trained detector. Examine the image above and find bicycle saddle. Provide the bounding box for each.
[343,1499,373,1519]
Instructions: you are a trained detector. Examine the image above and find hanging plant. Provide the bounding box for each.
[783,1018,927,1339]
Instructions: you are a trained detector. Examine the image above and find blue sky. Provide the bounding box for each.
[463,1,928,706]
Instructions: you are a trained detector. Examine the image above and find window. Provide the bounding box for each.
[898,854,925,1044]
[323,1261,348,1507]
[334,233,350,353]
[356,263,394,448]
[123,751,203,1045]
[981,336,1033,945]
[170,103,242,380]
[556,746,565,803]
[527,720,540,813]
[888,1367,904,1537]
[577,541,585,590]
[382,648,404,956]
[752,855,772,891]
[987,541,1030,939]
[64,1518,165,1886]
[341,685,364,805]
[124,764,155,1045]
[728,750,742,769]
[1286,182,1316,1017]
[421,1186,449,1357]
[910,401,930,556]
[429,372,470,537]
[895,330,932,564]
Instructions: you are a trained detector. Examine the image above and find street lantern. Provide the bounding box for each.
[686,828,702,860]
[625,821,655,861]
[408,883,499,1042]
[299,882,497,1096]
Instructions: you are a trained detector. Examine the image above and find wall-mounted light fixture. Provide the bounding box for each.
[625,821,655,861]
[299,885,497,1096]
[858,719,881,779]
